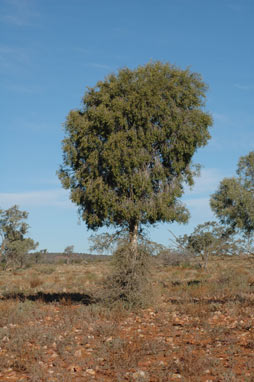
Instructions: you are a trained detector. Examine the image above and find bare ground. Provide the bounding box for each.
[1,256,254,381]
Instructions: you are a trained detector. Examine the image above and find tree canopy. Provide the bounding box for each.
[178,221,243,266]
[58,61,212,245]
[0,205,38,268]
[210,151,254,236]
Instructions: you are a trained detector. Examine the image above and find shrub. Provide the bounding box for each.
[92,232,153,308]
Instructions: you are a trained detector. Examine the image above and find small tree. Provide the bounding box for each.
[178,221,242,268]
[58,61,212,303]
[210,151,254,240]
[0,205,38,268]
[64,245,74,264]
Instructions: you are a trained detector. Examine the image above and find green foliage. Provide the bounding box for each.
[58,61,212,235]
[178,221,243,266]
[210,151,254,236]
[0,205,38,268]
[59,61,212,303]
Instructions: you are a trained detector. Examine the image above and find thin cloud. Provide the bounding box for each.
[186,197,210,209]
[35,178,60,186]
[1,0,38,27]
[73,47,90,55]
[213,112,230,124]
[5,83,40,94]
[234,84,254,91]
[0,45,28,64]
[6,118,55,132]
[185,197,214,223]
[0,44,30,74]
[226,0,251,12]
[183,169,225,224]
[185,168,224,196]
[0,189,73,209]
[22,120,53,131]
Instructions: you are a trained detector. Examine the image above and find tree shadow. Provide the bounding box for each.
[167,294,254,305]
[170,279,203,287]
[1,291,97,305]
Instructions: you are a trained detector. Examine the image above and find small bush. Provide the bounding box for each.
[158,249,193,267]
[36,265,55,275]
[29,277,44,289]
[101,242,152,309]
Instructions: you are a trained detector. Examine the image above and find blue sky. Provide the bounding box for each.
[1,0,254,253]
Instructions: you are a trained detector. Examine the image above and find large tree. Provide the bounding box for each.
[210,151,254,237]
[58,61,212,256]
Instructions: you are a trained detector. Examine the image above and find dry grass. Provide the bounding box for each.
[1,255,254,381]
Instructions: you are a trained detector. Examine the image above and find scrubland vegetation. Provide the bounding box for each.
[1,255,254,381]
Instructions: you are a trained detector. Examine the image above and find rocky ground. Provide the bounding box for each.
[1,257,254,381]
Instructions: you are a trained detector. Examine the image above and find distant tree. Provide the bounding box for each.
[0,205,38,268]
[210,151,254,239]
[178,221,242,268]
[64,245,74,255]
[64,245,74,264]
[58,61,212,303]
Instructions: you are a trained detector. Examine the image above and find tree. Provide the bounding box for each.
[58,62,212,303]
[64,245,74,264]
[59,62,212,250]
[177,221,243,268]
[0,205,38,268]
[210,151,254,238]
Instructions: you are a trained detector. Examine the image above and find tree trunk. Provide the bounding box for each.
[129,222,139,262]
[201,251,207,270]
[0,242,3,260]
[0,235,4,260]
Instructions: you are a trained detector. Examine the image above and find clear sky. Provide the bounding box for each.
[1,0,254,253]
